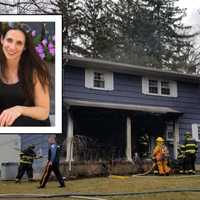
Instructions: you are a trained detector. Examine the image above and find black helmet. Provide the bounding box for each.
[28,144,35,149]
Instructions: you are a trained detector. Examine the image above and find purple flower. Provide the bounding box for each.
[35,44,44,54]
[42,39,48,46]
[48,42,54,49]
[49,47,55,56]
[48,42,55,56]
[39,53,45,59]
[32,30,36,37]
[32,29,55,62]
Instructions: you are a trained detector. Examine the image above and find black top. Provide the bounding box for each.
[20,147,36,164]
[0,79,26,113]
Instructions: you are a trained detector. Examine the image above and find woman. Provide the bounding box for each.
[0,24,51,126]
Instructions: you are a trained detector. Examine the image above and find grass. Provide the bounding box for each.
[0,175,200,199]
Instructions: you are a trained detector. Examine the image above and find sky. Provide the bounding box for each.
[176,0,200,30]
[175,0,200,47]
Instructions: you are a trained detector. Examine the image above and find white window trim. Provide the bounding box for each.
[142,77,177,97]
[85,68,114,91]
[192,124,200,142]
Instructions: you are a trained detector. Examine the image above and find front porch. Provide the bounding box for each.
[63,100,181,175]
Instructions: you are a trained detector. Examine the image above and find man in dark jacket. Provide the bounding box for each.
[38,136,65,188]
[16,144,37,183]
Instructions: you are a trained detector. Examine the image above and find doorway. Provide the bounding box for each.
[132,113,167,159]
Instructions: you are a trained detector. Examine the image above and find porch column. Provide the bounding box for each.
[66,108,74,162]
[173,119,179,159]
[126,116,132,161]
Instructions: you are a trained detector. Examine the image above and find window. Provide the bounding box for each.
[93,72,105,88]
[192,124,200,142]
[85,69,114,90]
[142,77,177,97]
[161,81,170,95]
[149,80,158,94]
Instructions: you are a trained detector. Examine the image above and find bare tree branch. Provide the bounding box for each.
[0,1,33,7]
[28,0,56,14]
[0,2,17,7]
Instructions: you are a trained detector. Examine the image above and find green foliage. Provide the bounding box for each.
[73,0,117,58]
[23,0,198,72]
[57,0,83,55]
[33,35,42,46]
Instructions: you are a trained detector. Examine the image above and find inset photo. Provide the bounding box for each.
[0,15,62,134]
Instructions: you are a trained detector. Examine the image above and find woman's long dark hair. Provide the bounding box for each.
[0,24,51,105]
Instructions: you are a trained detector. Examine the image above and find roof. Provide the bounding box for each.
[65,99,181,114]
[65,56,200,83]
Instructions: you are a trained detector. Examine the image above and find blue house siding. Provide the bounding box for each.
[64,67,200,115]
[64,66,200,161]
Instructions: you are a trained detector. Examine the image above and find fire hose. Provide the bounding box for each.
[1,188,200,199]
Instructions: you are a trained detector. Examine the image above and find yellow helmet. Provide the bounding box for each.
[185,131,191,137]
[156,137,164,143]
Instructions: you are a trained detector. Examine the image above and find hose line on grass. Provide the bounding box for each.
[1,188,200,198]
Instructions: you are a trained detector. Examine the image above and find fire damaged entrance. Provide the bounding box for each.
[71,107,126,161]
[67,105,180,162]
[65,98,182,163]
[133,113,168,159]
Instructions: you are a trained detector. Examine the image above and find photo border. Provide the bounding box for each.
[0,15,62,134]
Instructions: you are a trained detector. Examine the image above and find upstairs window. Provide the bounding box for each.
[93,72,105,88]
[149,80,158,94]
[85,69,113,90]
[142,77,177,97]
[161,81,170,95]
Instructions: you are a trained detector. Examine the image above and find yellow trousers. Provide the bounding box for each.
[157,160,170,175]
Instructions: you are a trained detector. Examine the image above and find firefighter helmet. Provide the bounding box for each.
[184,131,192,140]
[185,131,191,136]
[156,137,164,143]
[28,144,35,149]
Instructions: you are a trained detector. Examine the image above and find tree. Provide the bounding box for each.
[0,0,16,14]
[111,0,155,65]
[174,41,200,73]
[74,0,118,58]
[110,0,198,70]
[15,0,56,14]
[140,0,197,70]
[54,0,83,55]
[1,0,199,72]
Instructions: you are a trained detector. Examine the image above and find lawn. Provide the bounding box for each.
[0,175,200,200]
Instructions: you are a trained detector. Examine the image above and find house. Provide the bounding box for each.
[0,135,20,178]
[0,135,21,165]
[63,56,200,165]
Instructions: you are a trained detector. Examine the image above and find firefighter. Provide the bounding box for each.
[152,137,170,175]
[16,144,37,183]
[184,132,198,174]
[139,133,150,158]
[177,144,186,174]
